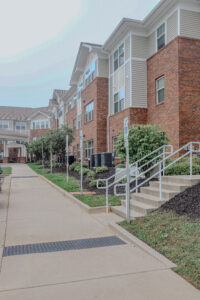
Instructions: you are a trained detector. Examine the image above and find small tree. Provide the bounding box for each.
[116,125,169,165]
[26,125,74,161]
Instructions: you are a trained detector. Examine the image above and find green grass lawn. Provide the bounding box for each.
[76,194,122,207]
[28,163,121,207]
[1,167,12,175]
[28,163,80,192]
[121,211,200,289]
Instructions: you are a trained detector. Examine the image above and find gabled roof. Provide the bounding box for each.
[0,106,49,121]
[27,110,50,121]
[70,42,107,86]
[103,0,178,51]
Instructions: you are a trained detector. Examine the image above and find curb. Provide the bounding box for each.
[37,172,108,214]
[109,222,177,269]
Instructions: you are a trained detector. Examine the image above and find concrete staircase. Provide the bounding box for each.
[111,175,200,220]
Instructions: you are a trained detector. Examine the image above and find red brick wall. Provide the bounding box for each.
[51,119,58,130]
[30,129,49,141]
[147,38,180,150]
[81,77,108,159]
[109,108,147,152]
[178,37,200,147]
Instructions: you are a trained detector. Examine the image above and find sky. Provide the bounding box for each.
[0,0,160,108]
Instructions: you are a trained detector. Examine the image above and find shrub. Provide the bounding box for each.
[69,162,80,171]
[35,160,42,165]
[52,162,63,169]
[116,125,169,165]
[95,166,108,174]
[115,163,126,168]
[89,180,97,188]
[165,161,200,176]
[86,170,95,182]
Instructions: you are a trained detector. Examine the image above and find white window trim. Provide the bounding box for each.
[156,76,165,104]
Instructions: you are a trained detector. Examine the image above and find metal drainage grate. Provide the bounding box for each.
[12,176,39,179]
[3,236,126,257]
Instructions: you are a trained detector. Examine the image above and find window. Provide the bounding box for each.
[16,140,25,144]
[85,63,95,87]
[15,122,26,130]
[114,43,124,71]
[77,83,83,98]
[113,136,118,156]
[85,140,93,158]
[31,119,49,129]
[67,101,72,112]
[0,120,9,129]
[59,105,64,117]
[114,89,125,113]
[156,76,165,104]
[77,114,82,129]
[85,101,94,123]
[157,23,165,50]
[0,140,3,144]
[33,137,38,141]
[73,119,77,130]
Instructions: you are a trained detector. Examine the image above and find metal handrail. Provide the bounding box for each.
[114,141,200,199]
[96,144,173,212]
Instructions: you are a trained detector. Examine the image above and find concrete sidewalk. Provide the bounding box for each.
[0,164,199,299]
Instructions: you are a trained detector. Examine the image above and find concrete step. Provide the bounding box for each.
[111,206,144,220]
[150,181,188,192]
[162,175,200,186]
[131,192,166,208]
[140,186,177,200]
[121,199,156,215]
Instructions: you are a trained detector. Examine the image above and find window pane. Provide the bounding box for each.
[157,77,164,89]
[157,35,165,50]
[119,53,124,67]
[114,59,118,71]
[119,44,124,55]
[114,50,118,60]
[114,102,118,113]
[158,88,165,103]
[157,23,165,37]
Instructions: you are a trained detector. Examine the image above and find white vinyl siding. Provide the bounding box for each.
[132,35,148,59]
[110,54,113,75]
[147,31,156,58]
[132,61,147,108]
[167,10,178,43]
[180,10,200,40]
[125,62,131,108]
[109,76,113,114]
[125,36,130,61]
[98,58,109,78]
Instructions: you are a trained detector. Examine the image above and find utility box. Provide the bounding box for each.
[101,152,113,167]
[94,153,101,167]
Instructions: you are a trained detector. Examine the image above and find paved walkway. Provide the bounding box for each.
[0,164,199,299]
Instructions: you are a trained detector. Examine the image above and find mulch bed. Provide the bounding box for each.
[160,183,200,220]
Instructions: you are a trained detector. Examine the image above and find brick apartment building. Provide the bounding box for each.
[1,0,200,163]
[49,0,200,161]
[0,106,50,163]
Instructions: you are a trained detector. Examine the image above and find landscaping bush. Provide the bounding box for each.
[115,163,126,168]
[52,162,63,169]
[165,161,200,176]
[85,170,95,182]
[69,162,80,171]
[116,125,169,165]
[95,166,108,174]
[35,160,42,165]
[89,180,97,188]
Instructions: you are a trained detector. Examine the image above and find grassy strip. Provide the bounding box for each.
[28,163,80,192]
[28,163,122,207]
[76,194,121,207]
[2,167,12,175]
[121,211,200,289]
